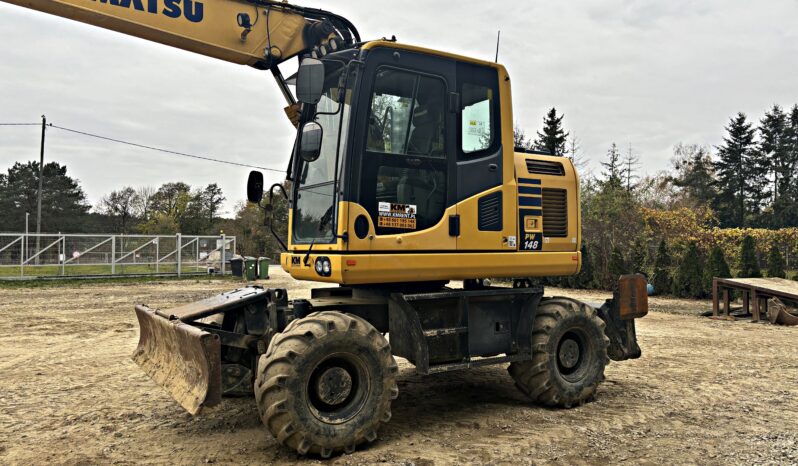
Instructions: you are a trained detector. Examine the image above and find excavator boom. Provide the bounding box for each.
[2,0,358,69]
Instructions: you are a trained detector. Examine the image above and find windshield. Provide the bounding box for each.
[293,58,353,244]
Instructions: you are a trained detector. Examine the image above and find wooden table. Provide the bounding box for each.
[712,277,798,322]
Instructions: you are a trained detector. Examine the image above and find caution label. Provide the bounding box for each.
[378,202,417,229]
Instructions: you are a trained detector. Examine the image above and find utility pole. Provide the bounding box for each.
[35,115,46,264]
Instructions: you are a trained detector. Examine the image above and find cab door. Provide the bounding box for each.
[348,47,457,252]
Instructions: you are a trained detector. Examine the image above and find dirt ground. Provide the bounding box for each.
[1,269,797,465]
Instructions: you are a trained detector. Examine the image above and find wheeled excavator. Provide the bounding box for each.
[1,0,649,457]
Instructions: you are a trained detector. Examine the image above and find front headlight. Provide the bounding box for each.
[322,259,331,275]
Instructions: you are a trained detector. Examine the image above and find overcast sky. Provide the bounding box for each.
[2,0,798,218]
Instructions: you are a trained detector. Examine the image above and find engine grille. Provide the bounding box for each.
[478,192,502,231]
[542,188,568,237]
[526,159,565,176]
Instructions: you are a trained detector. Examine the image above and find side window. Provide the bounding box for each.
[461,83,494,153]
[363,67,449,234]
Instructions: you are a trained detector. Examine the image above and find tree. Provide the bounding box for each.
[651,240,672,295]
[133,186,156,222]
[673,242,706,298]
[629,236,647,274]
[0,161,90,232]
[608,246,627,279]
[569,244,594,289]
[566,135,589,172]
[99,187,139,234]
[705,245,732,289]
[775,105,798,227]
[534,108,569,156]
[623,143,640,192]
[767,245,786,278]
[513,123,532,150]
[670,143,716,208]
[737,235,761,278]
[758,105,788,208]
[601,143,623,188]
[140,182,192,233]
[713,113,757,227]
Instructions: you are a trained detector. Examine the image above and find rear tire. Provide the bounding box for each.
[509,298,609,408]
[254,311,398,458]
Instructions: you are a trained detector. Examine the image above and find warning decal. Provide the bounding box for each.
[378,202,417,229]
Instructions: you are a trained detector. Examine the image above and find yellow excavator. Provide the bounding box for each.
[2,0,648,457]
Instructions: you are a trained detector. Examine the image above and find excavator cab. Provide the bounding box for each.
[270,41,583,286]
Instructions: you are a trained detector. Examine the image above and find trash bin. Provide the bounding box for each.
[230,256,244,278]
[244,256,258,281]
[257,257,270,279]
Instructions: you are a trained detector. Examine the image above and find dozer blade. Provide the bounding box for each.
[132,304,222,415]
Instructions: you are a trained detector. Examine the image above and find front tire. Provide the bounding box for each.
[255,311,399,458]
[509,298,609,408]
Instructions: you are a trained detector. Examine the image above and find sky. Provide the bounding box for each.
[1,0,798,218]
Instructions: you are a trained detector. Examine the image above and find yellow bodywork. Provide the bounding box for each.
[283,43,581,285]
[2,0,321,67]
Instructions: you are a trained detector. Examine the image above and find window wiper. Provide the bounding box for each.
[303,240,315,267]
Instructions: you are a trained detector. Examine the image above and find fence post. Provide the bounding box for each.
[20,234,24,277]
[220,234,226,275]
[177,233,182,277]
[111,235,116,275]
[60,235,65,276]
[156,237,160,274]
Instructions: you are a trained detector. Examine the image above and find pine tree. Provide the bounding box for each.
[651,240,672,295]
[767,245,786,278]
[673,242,706,298]
[758,105,790,226]
[601,143,623,188]
[534,108,569,156]
[629,237,647,275]
[713,113,757,227]
[706,245,732,280]
[778,105,798,227]
[513,123,532,150]
[738,235,761,278]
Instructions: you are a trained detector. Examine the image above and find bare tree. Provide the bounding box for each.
[133,185,156,222]
[623,143,641,192]
[567,135,589,172]
[99,186,138,233]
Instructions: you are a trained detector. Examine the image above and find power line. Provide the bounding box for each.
[3,121,286,173]
[48,124,285,173]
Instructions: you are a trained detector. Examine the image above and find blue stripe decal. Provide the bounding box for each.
[519,196,542,207]
[518,186,542,195]
[518,178,541,185]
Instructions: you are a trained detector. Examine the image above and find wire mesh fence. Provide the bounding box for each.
[0,233,235,279]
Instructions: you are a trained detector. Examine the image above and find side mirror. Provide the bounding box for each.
[246,171,264,203]
[299,122,323,162]
[296,58,324,105]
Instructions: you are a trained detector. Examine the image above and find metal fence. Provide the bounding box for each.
[0,233,236,280]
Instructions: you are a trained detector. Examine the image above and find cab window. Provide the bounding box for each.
[461,83,494,153]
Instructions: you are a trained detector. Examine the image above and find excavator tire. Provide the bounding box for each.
[255,311,399,458]
[508,298,609,408]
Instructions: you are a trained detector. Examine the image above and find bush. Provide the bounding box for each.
[738,235,761,278]
[651,240,672,295]
[767,245,786,278]
[705,244,732,292]
[629,237,648,275]
[673,242,706,298]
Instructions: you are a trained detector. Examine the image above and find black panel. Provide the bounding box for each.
[457,147,503,201]
[477,192,502,231]
[542,188,568,237]
[354,215,370,239]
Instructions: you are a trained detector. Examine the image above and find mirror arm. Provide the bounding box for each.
[262,183,289,252]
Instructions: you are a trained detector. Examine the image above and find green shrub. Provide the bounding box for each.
[673,242,706,298]
[767,245,786,278]
[738,235,761,278]
[608,246,627,280]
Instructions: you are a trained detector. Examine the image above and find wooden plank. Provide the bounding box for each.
[742,291,749,315]
[722,289,730,317]
[712,279,719,316]
[713,277,798,301]
[752,289,760,322]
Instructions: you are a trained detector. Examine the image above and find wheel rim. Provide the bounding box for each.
[306,353,370,425]
[556,329,592,382]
